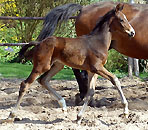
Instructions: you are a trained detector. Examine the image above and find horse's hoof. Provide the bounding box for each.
[75,93,83,106]
[75,93,96,107]
[89,98,96,107]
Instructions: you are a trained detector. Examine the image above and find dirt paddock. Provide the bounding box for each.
[0,77,148,130]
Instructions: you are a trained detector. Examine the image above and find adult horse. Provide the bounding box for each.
[2,4,135,124]
[19,2,148,103]
[74,1,148,102]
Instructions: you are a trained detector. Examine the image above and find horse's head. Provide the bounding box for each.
[110,3,135,37]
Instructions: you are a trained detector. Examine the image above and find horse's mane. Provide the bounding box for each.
[90,8,115,35]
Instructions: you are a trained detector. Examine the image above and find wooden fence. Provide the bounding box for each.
[0,16,43,46]
[0,16,75,46]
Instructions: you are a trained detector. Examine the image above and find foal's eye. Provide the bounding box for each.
[120,19,124,22]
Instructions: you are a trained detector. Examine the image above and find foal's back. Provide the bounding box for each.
[37,35,107,70]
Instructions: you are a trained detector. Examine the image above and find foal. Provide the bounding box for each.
[5,4,135,123]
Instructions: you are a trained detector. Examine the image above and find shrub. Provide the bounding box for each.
[105,50,128,72]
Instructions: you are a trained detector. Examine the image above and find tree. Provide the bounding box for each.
[0,0,95,62]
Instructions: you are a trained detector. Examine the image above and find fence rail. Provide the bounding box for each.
[0,16,44,20]
[0,15,76,46]
[0,43,29,46]
[0,16,75,20]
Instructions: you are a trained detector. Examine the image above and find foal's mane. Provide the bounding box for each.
[90,8,115,35]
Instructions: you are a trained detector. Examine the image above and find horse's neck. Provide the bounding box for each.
[90,23,112,49]
[91,21,109,35]
[88,30,112,51]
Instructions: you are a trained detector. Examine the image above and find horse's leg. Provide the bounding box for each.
[72,69,88,99]
[5,69,41,123]
[72,69,88,105]
[95,66,128,117]
[77,72,98,124]
[38,62,67,111]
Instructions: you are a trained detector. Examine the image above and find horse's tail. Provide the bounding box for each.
[19,3,82,61]
[37,3,82,41]
[19,41,39,60]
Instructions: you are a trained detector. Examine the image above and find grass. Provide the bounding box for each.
[0,62,147,80]
[0,62,33,78]
[0,62,75,80]
[139,72,148,80]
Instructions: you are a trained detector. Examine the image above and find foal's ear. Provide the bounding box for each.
[115,3,124,12]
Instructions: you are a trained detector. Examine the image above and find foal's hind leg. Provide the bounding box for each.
[4,69,41,123]
[95,66,128,117]
[77,72,98,124]
[37,62,67,111]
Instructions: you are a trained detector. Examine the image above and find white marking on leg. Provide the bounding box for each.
[114,77,128,115]
[44,80,67,111]
[58,98,67,112]
[40,63,67,111]
[77,73,96,124]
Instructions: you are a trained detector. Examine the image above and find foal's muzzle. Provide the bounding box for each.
[128,31,135,37]
[126,26,135,37]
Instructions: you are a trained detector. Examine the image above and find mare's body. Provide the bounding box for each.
[76,1,148,59]
[74,1,148,101]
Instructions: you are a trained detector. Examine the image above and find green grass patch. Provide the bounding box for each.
[51,69,75,80]
[139,72,148,80]
[0,62,147,80]
[0,62,75,80]
[0,62,33,78]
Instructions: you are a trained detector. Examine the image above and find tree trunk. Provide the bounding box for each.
[134,59,139,77]
[128,57,133,78]
[127,0,139,77]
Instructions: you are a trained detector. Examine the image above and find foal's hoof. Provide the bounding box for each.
[62,107,67,113]
[124,113,129,119]
[119,113,129,119]
[8,112,16,119]
[0,112,16,124]
[0,118,14,124]
[76,115,82,125]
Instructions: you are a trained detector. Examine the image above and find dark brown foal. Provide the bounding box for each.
[3,4,135,124]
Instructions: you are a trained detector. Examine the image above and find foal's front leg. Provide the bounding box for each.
[95,66,128,117]
[77,72,98,124]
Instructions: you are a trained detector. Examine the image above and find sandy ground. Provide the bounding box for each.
[0,77,148,130]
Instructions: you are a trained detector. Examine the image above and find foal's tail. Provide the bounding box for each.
[19,3,82,60]
[19,41,39,60]
[37,3,82,41]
